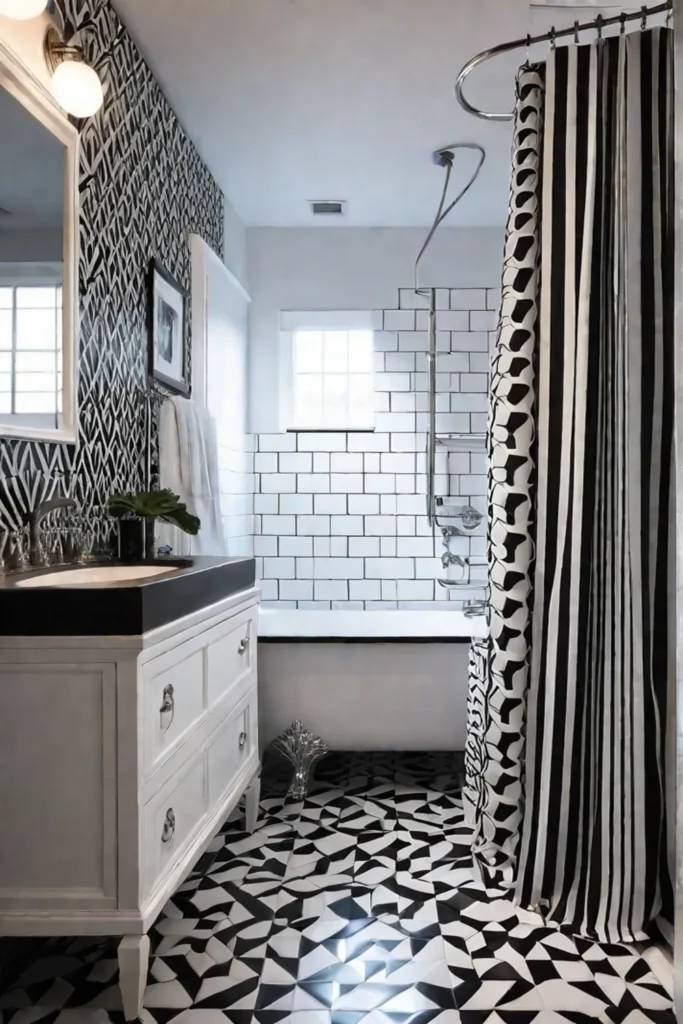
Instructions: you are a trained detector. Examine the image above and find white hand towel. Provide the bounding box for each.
[158,395,225,556]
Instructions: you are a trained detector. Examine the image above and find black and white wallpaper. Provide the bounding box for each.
[0,0,224,531]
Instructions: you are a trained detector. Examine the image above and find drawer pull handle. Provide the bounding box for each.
[238,638,248,655]
[161,808,176,844]
[238,731,248,751]
[160,683,175,729]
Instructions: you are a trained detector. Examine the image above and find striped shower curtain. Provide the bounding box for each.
[472,28,674,943]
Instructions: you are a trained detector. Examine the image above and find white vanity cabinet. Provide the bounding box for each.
[0,586,261,1020]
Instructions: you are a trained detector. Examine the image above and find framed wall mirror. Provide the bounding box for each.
[0,39,79,444]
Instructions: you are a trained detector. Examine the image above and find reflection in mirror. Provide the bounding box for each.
[0,83,64,432]
[0,41,78,444]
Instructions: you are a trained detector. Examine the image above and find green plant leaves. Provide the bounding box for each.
[107,489,201,536]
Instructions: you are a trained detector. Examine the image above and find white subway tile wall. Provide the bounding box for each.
[254,288,494,609]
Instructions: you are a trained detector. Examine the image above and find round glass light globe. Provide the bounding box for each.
[50,60,103,118]
[0,0,48,19]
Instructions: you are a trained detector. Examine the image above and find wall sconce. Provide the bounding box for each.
[0,0,48,18]
[44,24,103,118]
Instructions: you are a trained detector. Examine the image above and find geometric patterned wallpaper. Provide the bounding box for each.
[0,0,224,532]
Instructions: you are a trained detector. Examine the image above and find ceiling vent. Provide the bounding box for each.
[310,200,346,216]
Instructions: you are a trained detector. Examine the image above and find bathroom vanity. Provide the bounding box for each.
[0,556,259,1020]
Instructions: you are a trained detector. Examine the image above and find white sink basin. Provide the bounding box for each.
[15,565,181,588]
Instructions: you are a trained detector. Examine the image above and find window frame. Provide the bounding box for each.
[280,310,377,432]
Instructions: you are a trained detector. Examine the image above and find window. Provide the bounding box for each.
[282,311,375,430]
[0,280,62,420]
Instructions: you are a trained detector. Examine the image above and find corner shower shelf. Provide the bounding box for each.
[438,579,488,590]
[436,432,486,453]
[438,557,487,590]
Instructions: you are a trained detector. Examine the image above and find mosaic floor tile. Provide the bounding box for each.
[0,753,673,1024]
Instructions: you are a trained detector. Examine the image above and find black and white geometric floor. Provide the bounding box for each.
[0,753,675,1024]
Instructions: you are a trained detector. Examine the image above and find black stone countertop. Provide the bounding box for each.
[0,556,256,636]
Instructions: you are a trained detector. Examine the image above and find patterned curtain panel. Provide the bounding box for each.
[515,29,674,942]
[463,638,488,828]
[470,68,544,888]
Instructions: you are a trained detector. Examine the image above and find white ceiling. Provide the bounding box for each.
[110,1,644,228]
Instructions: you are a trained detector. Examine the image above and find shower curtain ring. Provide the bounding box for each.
[549,25,556,50]
[619,13,627,35]
[573,21,580,45]
[525,32,531,65]
[641,5,648,30]
[596,14,603,40]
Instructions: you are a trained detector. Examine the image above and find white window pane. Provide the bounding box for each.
[323,331,348,373]
[323,373,347,409]
[323,397,347,426]
[16,310,58,350]
[349,374,375,426]
[0,288,12,310]
[295,373,323,424]
[56,287,63,310]
[0,310,12,350]
[289,323,375,429]
[16,287,58,309]
[295,331,323,372]
[0,372,11,392]
[15,352,56,372]
[0,393,10,413]
[0,352,10,373]
[14,392,57,414]
[350,373,374,404]
[348,330,373,372]
[15,372,57,393]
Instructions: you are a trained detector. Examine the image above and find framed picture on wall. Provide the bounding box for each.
[148,258,190,395]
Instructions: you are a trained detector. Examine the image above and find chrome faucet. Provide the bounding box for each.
[29,497,77,567]
[442,550,465,570]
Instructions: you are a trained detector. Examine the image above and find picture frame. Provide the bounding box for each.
[147,257,190,395]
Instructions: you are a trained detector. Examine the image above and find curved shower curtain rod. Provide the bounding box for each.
[454,0,673,121]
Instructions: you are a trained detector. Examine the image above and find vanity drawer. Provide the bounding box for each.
[207,689,257,805]
[142,752,207,898]
[206,608,255,709]
[143,645,205,778]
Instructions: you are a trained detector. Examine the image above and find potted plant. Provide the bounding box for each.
[107,489,200,560]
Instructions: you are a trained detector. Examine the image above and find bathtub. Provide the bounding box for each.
[258,607,487,640]
[257,607,486,751]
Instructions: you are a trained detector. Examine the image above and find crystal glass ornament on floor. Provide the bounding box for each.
[271,720,329,800]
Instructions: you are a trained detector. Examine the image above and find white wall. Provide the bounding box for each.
[191,235,254,557]
[252,286,495,614]
[223,197,247,289]
[247,226,504,434]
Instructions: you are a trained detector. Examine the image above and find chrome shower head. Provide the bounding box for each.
[432,147,456,167]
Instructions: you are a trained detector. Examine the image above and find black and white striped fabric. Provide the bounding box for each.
[511,29,675,942]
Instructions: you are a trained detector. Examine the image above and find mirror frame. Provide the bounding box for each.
[0,37,79,445]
